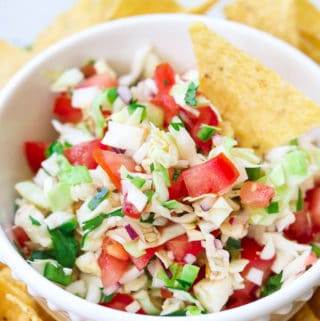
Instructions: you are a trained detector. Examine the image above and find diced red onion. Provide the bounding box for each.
[111,147,125,154]
[165,267,173,279]
[117,85,132,104]
[200,197,214,212]
[103,282,120,296]
[229,217,235,225]
[125,224,139,240]
[184,253,196,264]
[214,239,223,250]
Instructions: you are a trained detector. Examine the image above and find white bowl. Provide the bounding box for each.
[1,14,320,321]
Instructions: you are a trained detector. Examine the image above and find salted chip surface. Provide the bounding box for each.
[189,22,320,154]
[297,0,320,41]
[224,0,299,46]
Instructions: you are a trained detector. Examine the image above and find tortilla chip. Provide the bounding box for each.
[299,32,320,64]
[309,288,320,319]
[224,0,299,46]
[189,23,320,153]
[0,41,31,88]
[290,304,319,321]
[184,0,218,14]
[297,0,320,41]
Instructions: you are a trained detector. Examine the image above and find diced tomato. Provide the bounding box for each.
[53,92,82,123]
[131,247,159,271]
[160,287,173,299]
[122,194,141,219]
[305,252,318,267]
[165,234,203,262]
[101,293,145,314]
[241,237,263,261]
[151,93,179,124]
[284,203,313,244]
[78,72,118,89]
[154,63,175,93]
[190,106,219,154]
[168,168,188,200]
[24,141,50,173]
[80,62,96,78]
[12,226,30,250]
[98,252,129,289]
[242,258,274,285]
[64,139,105,169]
[240,181,275,208]
[306,187,320,228]
[101,237,130,261]
[93,149,136,190]
[182,153,239,197]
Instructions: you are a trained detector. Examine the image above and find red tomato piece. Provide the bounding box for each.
[151,93,180,124]
[306,187,320,228]
[12,226,30,250]
[24,141,50,173]
[241,237,263,261]
[182,153,239,197]
[190,106,219,154]
[240,181,275,208]
[168,168,188,200]
[122,194,142,219]
[131,247,159,271]
[165,234,203,262]
[242,258,274,285]
[78,72,118,89]
[53,92,82,123]
[154,63,175,93]
[98,251,129,289]
[93,149,136,190]
[101,237,130,261]
[64,139,105,169]
[284,203,313,244]
[101,293,146,314]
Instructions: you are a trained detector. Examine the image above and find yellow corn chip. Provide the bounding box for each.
[189,22,320,153]
[0,41,31,88]
[185,0,218,14]
[291,304,319,321]
[297,0,320,41]
[299,32,320,64]
[309,288,320,319]
[224,0,299,46]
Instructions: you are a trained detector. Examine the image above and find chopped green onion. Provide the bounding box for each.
[283,150,308,177]
[58,219,77,234]
[261,272,283,297]
[150,163,155,172]
[162,200,182,210]
[185,81,198,106]
[29,216,41,226]
[296,188,304,211]
[226,237,241,259]
[144,190,154,202]
[127,175,146,189]
[45,141,64,158]
[128,103,147,121]
[44,262,73,286]
[164,311,186,316]
[157,164,170,187]
[186,306,203,316]
[58,165,92,185]
[47,182,73,211]
[140,212,155,223]
[173,169,182,182]
[49,228,78,268]
[197,124,220,142]
[289,138,298,146]
[267,202,279,214]
[107,87,118,104]
[245,167,261,181]
[177,264,200,289]
[170,121,185,131]
[30,250,56,261]
[88,187,109,211]
[311,244,320,258]
[100,289,114,303]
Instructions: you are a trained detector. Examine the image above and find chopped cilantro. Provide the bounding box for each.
[261,272,283,297]
[88,187,109,211]
[197,124,220,142]
[245,167,261,181]
[267,202,279,214]
[311,244,320,258]
[29,216,41,226]
[185,81,198,106]
[45,141,64,158]
[296,188,304,212]
[173,169,182,182]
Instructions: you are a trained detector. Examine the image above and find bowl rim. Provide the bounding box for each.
[1,13,320,321]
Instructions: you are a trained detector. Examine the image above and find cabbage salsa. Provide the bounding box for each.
[13,50,320,315]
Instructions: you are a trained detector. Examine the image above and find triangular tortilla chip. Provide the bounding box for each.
[224,0,299,46]
[189,23,320,153]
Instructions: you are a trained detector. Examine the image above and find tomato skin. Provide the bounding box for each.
[131,247,159,271]
[151,93,180,124]
[53,92,82,123]
[101,293,145,314]
[12,226,30,250]
[154,63,175,93]
[306,187,320,228]
[122,194,141,219]
[190,106,219,154]
[168,168,188,200]
[24,141,50,173]
[240,181,275,208]
[165,234,203,262]
[102,237,130,261]
[78,72,118,89]
[241,237,263,261]
[64,139,105,169]
[182,153,239,197]
[93,149,136,190]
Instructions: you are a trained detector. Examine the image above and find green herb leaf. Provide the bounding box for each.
[170,121,185,131]
[150,163,155,172]
[226,237,241,259]
[140,212,155,224]
[245,167,261,181]
[185,81,198,106]
[311,244,320,258]
[289,138,298,146]
[144,190,154,202]
[162,200,182,210]
[197,124,220,142]
[58,219,77,234]
[267,202,279,214]
[157,164,170,187]
[44,262,73,286]
[296,188,304,212]
[107,87,118,104]
[261,272,283,297]
[88,187,109,211]
[100,289,114,303]
[172,169,182,182]
[128,103,147,121]
[45,141,64,158]
[30,250,56,261]
[127,175,146,189]
[29,216,41,226]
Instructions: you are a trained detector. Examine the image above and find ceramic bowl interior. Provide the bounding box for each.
[1,14,320,321]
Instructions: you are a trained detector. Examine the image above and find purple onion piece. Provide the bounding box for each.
[165,268,173,279]
[125,224,139,240]
[117,85,132,104]
[111,147,125,154]
[200,197,214,212]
